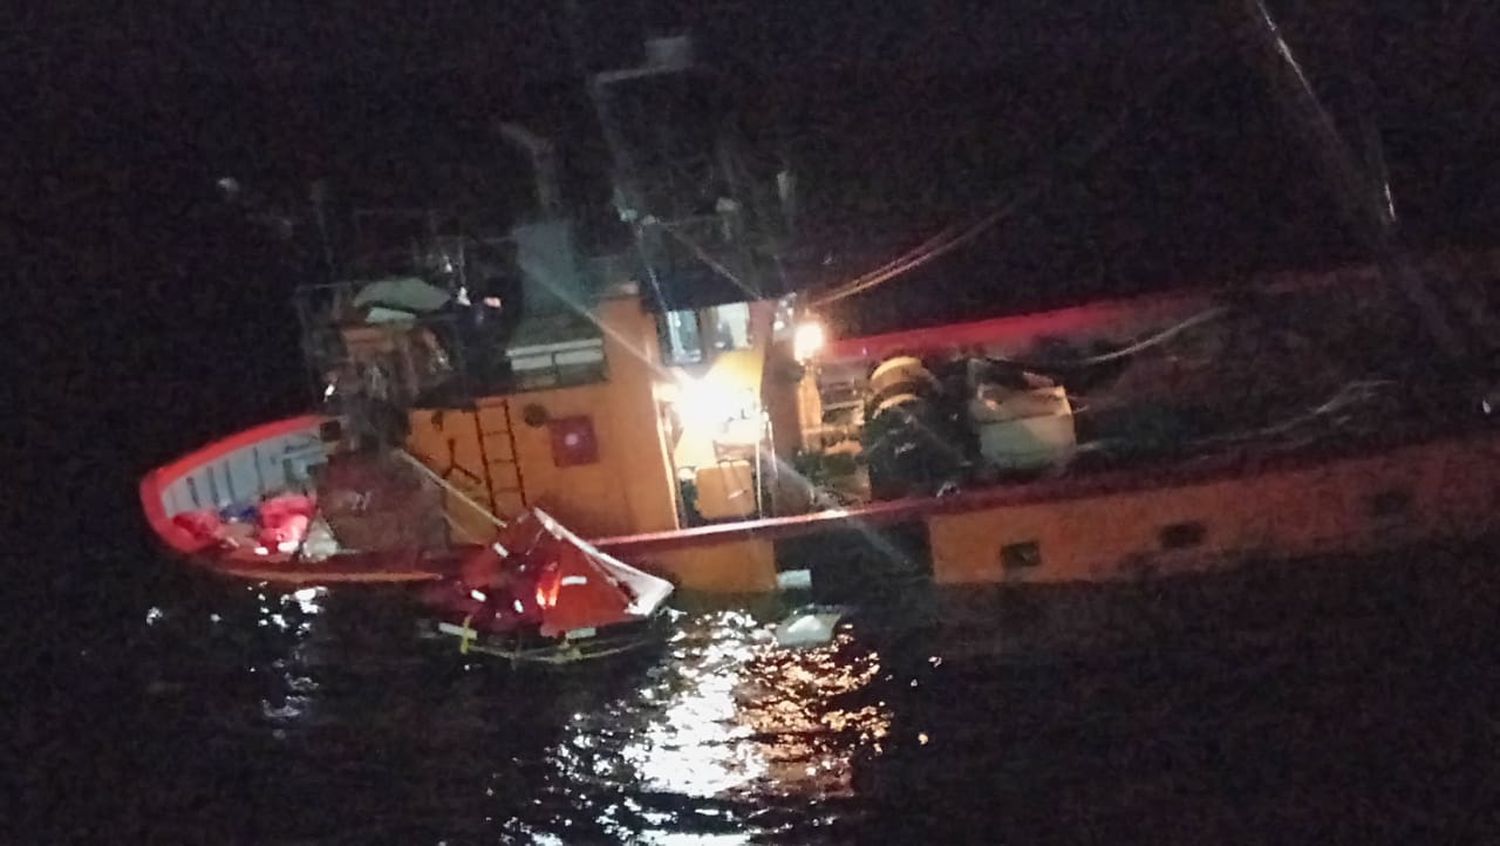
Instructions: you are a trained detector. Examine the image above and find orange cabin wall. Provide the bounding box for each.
[591,296,681,536]
[406,294,680,542]
[406,409,500,543]
[493,385,633,536]
[648,539,778,594]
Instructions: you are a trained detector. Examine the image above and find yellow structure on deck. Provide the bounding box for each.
[405,295,681,539]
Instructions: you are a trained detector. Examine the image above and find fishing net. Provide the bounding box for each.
[312,450,450,554]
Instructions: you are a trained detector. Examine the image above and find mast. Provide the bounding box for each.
[496,122,563,218]
[563,1,786,306]
[1238,0,1474,367]
[562,0,666,300]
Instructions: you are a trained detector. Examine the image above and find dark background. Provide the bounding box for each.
[8,2,1500,839]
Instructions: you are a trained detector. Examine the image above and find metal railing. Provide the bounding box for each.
[293,281,611,407]
[293,282,480,409]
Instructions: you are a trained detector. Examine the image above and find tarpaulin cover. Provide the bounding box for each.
[352,277,452,314]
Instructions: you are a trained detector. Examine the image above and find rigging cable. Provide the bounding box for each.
[1196,379,1395,446]
[984,306,1231,373]
[806,45,1211,309]
[657,219,755,295]
[394,449,510,531]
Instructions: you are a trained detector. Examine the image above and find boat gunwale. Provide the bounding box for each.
[138,414,331,557]
[143,417,1497,580]
[593,419,1498,557]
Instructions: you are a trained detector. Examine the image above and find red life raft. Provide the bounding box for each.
[418,508,676,661]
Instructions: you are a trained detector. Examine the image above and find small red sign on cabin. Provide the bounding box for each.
[548,416,599,467]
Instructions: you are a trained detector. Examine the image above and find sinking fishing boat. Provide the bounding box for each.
[415,509,676,663]
[139,251,1500,598]
[141,21,1500,606]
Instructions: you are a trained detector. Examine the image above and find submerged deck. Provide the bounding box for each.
[594,423,1500,592]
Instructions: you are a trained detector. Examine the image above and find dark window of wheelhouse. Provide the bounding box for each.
[660,303,754,364]
[1001,541,1041,571]
[705,302,753,352]
[1159,521,1206,550]
[1367,489,1411,520]
[661,309,705,365]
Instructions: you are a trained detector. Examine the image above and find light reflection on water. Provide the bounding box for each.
[490,607,901,841]
[567,609,894,803]
[149,579,913,841]
[259,587,325,724]
[114,547,1499,843]
[616,612,771,798]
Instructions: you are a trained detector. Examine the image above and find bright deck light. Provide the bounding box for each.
[672,375,753,428]
[793,319,826,362]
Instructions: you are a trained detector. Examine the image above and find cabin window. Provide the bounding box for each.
[1001,541,1041,571]
[507,338,609,390]
[660,302,755,365]
[1159,521,1206,550]
[1368,489,1411,519]
[662,309,705,365]
[318,419,344,442]
[705,302,753,352]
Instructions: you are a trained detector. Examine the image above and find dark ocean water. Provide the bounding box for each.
[16,533,1500,844]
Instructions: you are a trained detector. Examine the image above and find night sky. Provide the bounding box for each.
[22,2,1499,284]
[13,0,1500,533]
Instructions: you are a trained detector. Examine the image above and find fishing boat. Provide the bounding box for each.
[138,250,1500,596]
[140,19,1500,610]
